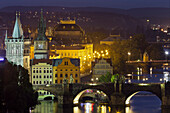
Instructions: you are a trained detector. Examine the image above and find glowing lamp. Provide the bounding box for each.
[0,57,4,62]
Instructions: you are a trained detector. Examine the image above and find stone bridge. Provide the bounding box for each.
[33,82,170,108]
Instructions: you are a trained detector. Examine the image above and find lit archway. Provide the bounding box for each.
[73,89,109,104]
[125,91,161,107]
[37,90,55,100]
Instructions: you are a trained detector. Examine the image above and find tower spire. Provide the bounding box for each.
[35,8,47,41]
[5,30,7,39]
[12,12,23,38]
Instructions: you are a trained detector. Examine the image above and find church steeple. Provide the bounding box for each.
[12,12,23,38]
[35,9,47,41]
[33,9,48,59]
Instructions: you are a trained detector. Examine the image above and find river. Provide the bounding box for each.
[31,92,168,113]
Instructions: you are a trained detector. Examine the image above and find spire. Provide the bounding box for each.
[35,8,47,41]
[5,30,7,39]
[12,12,23,38]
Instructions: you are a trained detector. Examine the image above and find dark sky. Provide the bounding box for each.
[0,0,169,9]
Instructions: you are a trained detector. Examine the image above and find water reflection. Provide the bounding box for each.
[31,93,163,113]
[74,103,111,113]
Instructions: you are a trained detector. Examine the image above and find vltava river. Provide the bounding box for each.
[31,92,168,113]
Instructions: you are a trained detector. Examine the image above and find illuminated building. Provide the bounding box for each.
[31,59,53,85]
[49,43,93,70]
[23,37,31,70]
[34,9,48,59]
[5,13,24,66]
[92,58,113,81]
[53,20,85,45]
[53,58,80,84]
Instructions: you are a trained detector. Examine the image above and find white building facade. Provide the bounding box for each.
[5,14,24,66]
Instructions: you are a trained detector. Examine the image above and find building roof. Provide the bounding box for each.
[50,45,85,50]
[31,59,52,65]
[92,58,112,68]
[12,13,24,38]
[102,36,124,41]
[53,58,80,66]
[54,20,84,32]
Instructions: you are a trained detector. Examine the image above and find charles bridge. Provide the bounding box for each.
[33,82,170,109]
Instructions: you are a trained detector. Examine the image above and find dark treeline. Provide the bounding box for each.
[0,59,38,113]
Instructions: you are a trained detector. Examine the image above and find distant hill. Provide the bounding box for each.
[0,6,169,18]
[0,6,169,38]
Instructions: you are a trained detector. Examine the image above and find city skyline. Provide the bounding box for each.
[0,0,169,9]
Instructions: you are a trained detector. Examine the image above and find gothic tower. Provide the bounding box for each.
[34,9,48,59]
[5,13,24,66]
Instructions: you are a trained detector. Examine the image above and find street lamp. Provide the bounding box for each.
[165,51,169,61]
[128,52,131,61]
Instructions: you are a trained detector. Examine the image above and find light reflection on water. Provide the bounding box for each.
[31,93,163,113]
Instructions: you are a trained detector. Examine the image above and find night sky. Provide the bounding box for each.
[0,0,169,9]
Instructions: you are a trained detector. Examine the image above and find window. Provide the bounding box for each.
[39,75,41,78]
[33,75,35,78]
[60,69,62,71]
[50,75,52,78]
[47,70,49,73]
[75,74,78,78]
[36,81,38,84]
[33,81,35,84]
[65,69,67,71]
[75,80,78,83]
[44,70,46,73]
[47,81,49,84]
[44,92,46,95]
[55,74,57,77]
[44,75,46,78]
[55,80,58,83]
[39,81,41,84]
[39,70,41,73]
[65,74,68,78]
[60,80,62,83]
[47,76,49,78]
[44,81,46,84]
[50,70,52,73]
[64,61,68,65]
[70,69,72,71]
[76,69,77,71]
[36,75,38,78]
[36,70,38,73]
[60,74,63,77]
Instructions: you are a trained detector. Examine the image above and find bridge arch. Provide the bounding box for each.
[73,88,109,104]
[36,89,55,100]
[125,91,162,106]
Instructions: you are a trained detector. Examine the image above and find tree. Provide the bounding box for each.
[99,72,122,83]
[146,43,165,60]
[2,61,38,113]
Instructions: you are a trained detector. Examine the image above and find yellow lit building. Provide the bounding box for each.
[53,58,80,84]
[49,43,93,72]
